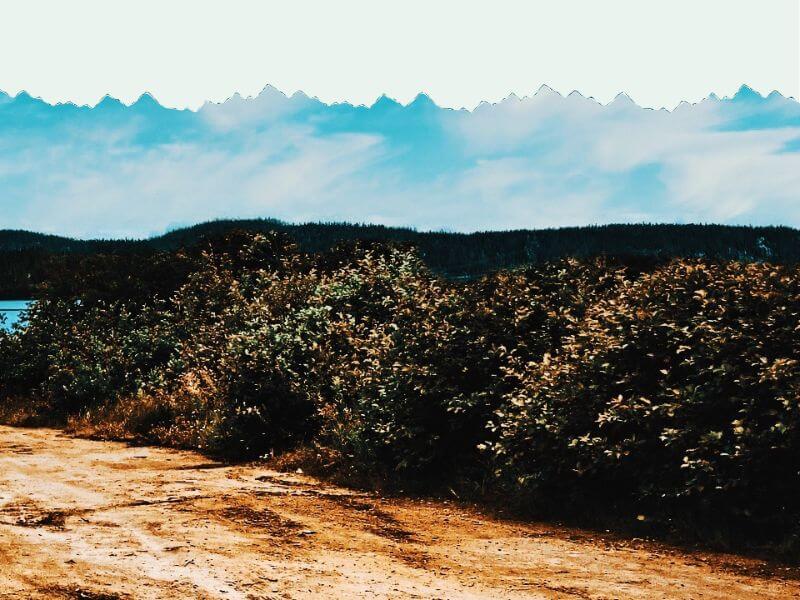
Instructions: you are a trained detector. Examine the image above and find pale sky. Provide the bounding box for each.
[0,0,797,110]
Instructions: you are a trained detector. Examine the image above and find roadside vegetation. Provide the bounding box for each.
[1,231,798,556]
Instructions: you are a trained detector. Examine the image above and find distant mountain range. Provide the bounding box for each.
[1,84,799,238]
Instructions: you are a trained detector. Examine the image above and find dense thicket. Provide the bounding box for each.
[2,221,799,297]
[1,231,798,555]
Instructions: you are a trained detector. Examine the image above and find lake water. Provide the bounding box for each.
[0,300,32,331]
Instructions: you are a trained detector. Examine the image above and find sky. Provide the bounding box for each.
[0,1,799,237]
[0,0,797,109]
[2,85,800,238]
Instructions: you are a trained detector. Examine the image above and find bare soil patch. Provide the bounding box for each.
[0,425,798,599]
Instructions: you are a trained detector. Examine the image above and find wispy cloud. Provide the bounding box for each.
[1,86,799,237]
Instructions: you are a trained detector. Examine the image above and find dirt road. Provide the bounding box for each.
[0,425,797,599]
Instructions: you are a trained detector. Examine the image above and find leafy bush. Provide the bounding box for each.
[2,231,799,552]
[491,261,800,547]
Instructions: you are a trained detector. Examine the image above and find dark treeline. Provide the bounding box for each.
[2,221,799,298]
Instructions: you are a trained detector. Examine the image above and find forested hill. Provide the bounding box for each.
[1,220,799,298]
[149,221,800,268]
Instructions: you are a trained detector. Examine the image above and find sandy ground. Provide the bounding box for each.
[0,425,797,599]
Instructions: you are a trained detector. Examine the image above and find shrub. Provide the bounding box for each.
[2,232,799,552]
[491,261,800,547]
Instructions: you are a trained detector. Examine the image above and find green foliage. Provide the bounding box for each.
[491,261,800,546]
[2,231,799,552]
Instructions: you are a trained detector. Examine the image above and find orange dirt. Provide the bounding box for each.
[0,425,797,599]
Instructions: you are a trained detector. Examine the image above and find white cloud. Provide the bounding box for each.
[2,88,800,237]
